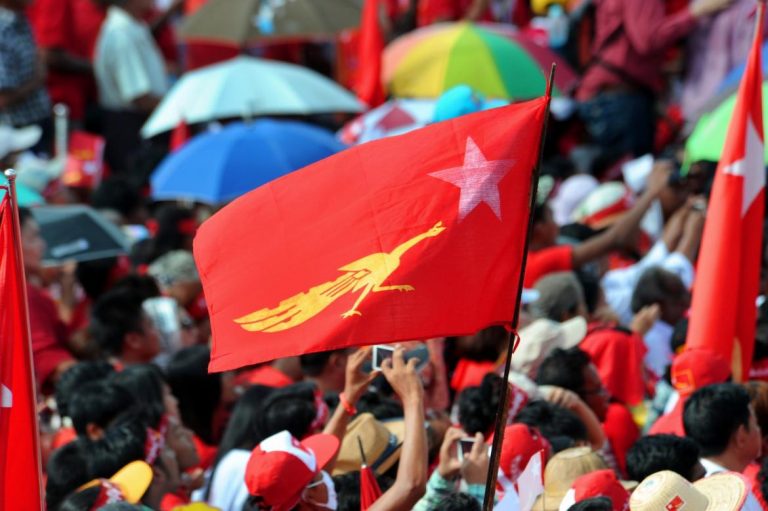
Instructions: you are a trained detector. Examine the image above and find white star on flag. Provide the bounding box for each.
[724,118,765,216]
[1,383,11,408]
[429,137,515,221]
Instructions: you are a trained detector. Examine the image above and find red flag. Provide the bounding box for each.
[170,118,190,152]
[354,0,386,108]
[360,464,383,509]
[685,4,765,381]
[0,192,44,508]
[62,131,107,189]
[194,98,548,372]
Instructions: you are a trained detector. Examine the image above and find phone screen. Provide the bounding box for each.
[457,438,475,462]
[372,345,395,371]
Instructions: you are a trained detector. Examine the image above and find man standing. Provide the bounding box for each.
[0,0,51,152]
[93,0,167,174]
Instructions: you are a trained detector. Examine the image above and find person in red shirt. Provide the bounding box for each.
[576,0,734,160]
[524,162,670,288]
[417,0,492,26]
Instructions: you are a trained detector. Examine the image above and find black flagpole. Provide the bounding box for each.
[482,65,556,511]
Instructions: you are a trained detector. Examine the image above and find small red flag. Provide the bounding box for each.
[360,464,383,509]
[354,0,386,108]
[685,4,765,380]
[0,192,44,509]
[194,98,548,372]
[170,118,190,152]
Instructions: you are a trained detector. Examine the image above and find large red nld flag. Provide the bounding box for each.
[686,5,765,381]
[194,98,549,372]
[0,193,44,508]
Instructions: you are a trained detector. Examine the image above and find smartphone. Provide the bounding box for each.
[372,345,395,371]
[457,437,475,462]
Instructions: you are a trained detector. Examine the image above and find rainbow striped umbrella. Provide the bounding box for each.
[383,22,577,100]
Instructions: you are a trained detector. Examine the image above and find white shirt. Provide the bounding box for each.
[204,449,251,511]
[643,319,675,378]
[94,6,168,110]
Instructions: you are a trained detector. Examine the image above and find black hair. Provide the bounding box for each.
[514,401,588,453]
[626,434,701,482]
[55,361,115,418]
[437,492,482,511]
[457,373,504,436]
[299,351,336,377]
[333,472,394,511]
[58,485,101,511]
[356,390,404,421]
[456,326,508,362]
[532,203,547,225]
[631,267,684,313]
[45,440,91,510]
[75,257,119,301]
[258,382,318,440]
[69,380,136,437]
[84,412,148,479]
[683,383,753,457]
[111,364,166,429]
[90,288,146,356]
[671,318,689,355]
[166,346,222,445]
[110,274,161,302]
[18,206,32,228]
[91,176,144,221]
[98,505,145,511]
[132,205,196,265]
[535,347,591,393]
[567,497,613,511]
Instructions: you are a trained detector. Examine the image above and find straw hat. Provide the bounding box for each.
[531,446,608,511]
[79,460,154,505]
[512,317,587,378]
[332,413,403,477]
[630,470,749,511]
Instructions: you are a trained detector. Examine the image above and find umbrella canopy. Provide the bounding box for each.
[686,81,768,164]
[31,205,129,264]
[383,22,573,100]
[141,56,364,139]
[179,0,361,45]
[151,119,347,204]
[338,98,436,145]
[0,176,44,206]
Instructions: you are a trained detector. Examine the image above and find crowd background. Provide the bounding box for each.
[4,0,768,509]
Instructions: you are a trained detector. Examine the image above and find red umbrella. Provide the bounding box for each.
[359,437,382,509]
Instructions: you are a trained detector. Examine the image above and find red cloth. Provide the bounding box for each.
[234,365,294,388]
[744,463,768,510]
[685,6,765,381]
[450,359,498,392]
[576,0,696,101]
[360,465,383,510]
[601,403,639,475]
[170,119,190,152]
[160,491,188,511]
[51,426,76,450]
[185,43,240,71]
[581,327,647,406]
[354,0,386,108]
[27,285,74,390]
[194,99,549,371]
[192,435,217,471]
[0,195,44,509]
[417,0,492,26]
[523,245,573,288]
[750,358,768,382]
[671,348,730,398]
[648,400,685,437]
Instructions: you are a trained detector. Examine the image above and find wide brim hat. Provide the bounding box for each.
[332,413,403,477]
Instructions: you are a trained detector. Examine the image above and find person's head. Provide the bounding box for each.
[0,0,32,11]
[91,177,147,225]
[245,430,340,511]
[566,497,613,511]
[514,401,588,453]
[457,373,504,436]
[745,381,768,457]
[111,364,172,429]
[536,347,609,422]
[631,267,690,325]
[46,440,91,510]
[259,382,323,440]
[91,289,160,363]
[531,272,588,322]
[300,349,350,394]
[437,492,481,511]
[146,205,197,259]
[69,380,136,439]
[165,346,222,445]
[332,467,393,511]
[55,361,115,418]
[683,383,761,470]
[18,206,46,274]
[454,326,509,362]
[532,202,559,248]
[147,250,202,307]
[626,435,704,483]
[165,414,199,471]
[214,385,275,468]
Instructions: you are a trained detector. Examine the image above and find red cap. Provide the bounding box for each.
[671,348,730,398]
[245,431,340,511]
[499,424,550,482]
[559,469,630,511]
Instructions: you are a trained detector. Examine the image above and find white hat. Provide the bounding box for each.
[630,470,752,511]
[550,174,599,226]
[511,317,588,378]
[0,125,41,161]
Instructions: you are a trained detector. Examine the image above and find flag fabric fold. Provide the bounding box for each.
[354,0,386,108]
[0,192,44,509]
[194,97,549,372]
[360,463,383,509]
[685,4,765,380]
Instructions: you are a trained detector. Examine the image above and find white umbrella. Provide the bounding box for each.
[337,99,436,145]
[141,56,364,138]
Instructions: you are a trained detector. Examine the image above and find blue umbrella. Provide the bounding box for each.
[151,119,347,204]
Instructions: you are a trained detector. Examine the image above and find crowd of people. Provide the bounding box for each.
[3,0,768,509]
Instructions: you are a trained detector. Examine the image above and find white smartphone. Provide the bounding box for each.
[457,437,475,462]
[372,345,395,371]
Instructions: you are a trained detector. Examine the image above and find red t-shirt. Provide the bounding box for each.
[27,284,74,390]
[602,403,639,476]
[523,245,574,288]
[417,0,492,26]
[648,400,686,437]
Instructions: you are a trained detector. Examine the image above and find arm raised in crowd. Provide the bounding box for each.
[369,348,429,511]
[542,386,606,451]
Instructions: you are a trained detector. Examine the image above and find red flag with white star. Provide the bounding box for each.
[194,98,548,371]
[0,192,44,508]
[685,3,765,381]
